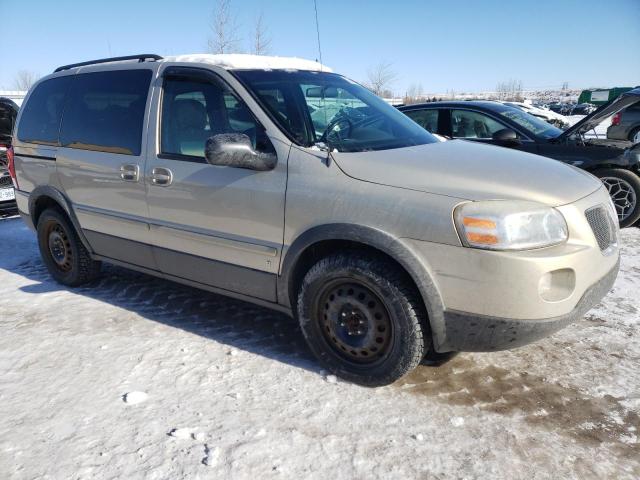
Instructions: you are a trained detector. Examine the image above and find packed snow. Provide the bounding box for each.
[0,216,638,479]
[162,54,332,72]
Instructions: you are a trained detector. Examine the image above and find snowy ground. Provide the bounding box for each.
[0,216,638,480]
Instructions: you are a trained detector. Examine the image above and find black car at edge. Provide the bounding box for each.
[399,89,640,227]
[0,97,19,216]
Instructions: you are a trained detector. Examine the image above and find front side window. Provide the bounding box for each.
[60,70,152,155]
[161,75,273,160]
[404,109,439,133]
[234,70,437,153]
[17,76,72,145]
[451,109,508,139]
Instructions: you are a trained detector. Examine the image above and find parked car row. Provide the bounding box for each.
[608,103,640,144]
[6,53,621,385]
[502,101,570,129]
[398,93,640,227]
[547,102,598,116]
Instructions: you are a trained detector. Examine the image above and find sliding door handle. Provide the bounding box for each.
[120,164,139,182]
[151,167,173,186]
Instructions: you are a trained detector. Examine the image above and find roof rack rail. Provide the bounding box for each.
[54,54,163,73]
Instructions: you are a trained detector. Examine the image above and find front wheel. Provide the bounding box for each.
[297,253,429,387]
[593,169,640,228]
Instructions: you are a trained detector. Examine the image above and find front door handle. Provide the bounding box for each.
[120,164,139,182]
[151,167,173,186]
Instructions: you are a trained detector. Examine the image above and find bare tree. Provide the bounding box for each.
[208,0,241,54]
[251,12,272,55]
[404,82,424,104]
[365,61,397,97]
[495,79,523,101]
[13,70,39,91]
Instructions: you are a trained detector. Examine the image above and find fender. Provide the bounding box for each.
[27,185,95,255]
[278,223,449,351]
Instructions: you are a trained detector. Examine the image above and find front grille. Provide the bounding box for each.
[585,205,617,252]
[0,175,12,188]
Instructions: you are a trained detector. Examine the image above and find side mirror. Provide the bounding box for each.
[205,133,277,171]
[492,128,521,145]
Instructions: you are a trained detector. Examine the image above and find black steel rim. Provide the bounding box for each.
[601,176,637,221]
[316,279,392,364]
[47,222,73,272]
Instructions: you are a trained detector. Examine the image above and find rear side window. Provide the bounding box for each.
[17,76,72,145]
[404,109,439,133]
[60,70,152,156]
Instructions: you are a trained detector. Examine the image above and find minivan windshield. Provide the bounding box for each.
[495,105,563,139]
[233,70,437,152]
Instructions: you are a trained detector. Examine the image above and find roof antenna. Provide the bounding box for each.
[313,0,323,71]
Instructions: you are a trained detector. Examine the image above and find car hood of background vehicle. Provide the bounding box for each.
[332,140,602,206]
[557,88,640,141]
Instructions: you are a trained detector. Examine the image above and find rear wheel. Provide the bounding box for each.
[297,253,429,386]
[628,127,640,144]
[593,169,640,228]
[37,208,101,286]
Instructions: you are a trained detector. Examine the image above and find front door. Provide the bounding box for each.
[144,67,290,301]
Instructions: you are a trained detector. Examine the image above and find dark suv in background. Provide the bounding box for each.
[399,89,640,227]
[608,104,640,144]
[0,97,19,215]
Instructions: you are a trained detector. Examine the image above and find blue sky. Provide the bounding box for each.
[1,0,638,93]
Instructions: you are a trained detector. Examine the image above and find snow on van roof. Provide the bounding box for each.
[162,54,332,72]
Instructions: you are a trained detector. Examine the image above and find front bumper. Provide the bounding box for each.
[405,186,620,352]
[438,258,619,351]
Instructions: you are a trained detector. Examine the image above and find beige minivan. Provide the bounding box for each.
[8,54,620,385]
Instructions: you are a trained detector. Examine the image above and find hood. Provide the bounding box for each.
[557,88,640,140]
[332,140,603,206]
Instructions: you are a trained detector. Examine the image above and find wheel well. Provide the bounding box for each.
[288,239,422,311]
[32,195,65,225]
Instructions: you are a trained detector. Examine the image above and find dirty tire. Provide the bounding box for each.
[628,126,640,144]
[297,253,429,387]
[37,208,102,286]
[593,168,640,228]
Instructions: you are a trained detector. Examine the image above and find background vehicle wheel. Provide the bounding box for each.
[593,168,640,228]
[37,208,101,286]
[628,127,640,144]
[297,253,429,387]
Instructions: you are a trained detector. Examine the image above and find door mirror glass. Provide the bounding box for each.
[205,133,276,171]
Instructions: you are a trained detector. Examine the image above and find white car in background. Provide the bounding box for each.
[503,101,570,129]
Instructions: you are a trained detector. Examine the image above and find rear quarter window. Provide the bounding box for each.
[60,70,152,156]
[17,76,73,145]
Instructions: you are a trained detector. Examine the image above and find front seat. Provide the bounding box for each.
[169,99,210,157]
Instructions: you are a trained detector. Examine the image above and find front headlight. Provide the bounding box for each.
[454,201,568,250]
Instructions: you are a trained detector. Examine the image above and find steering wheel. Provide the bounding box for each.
[321,114,353,145]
